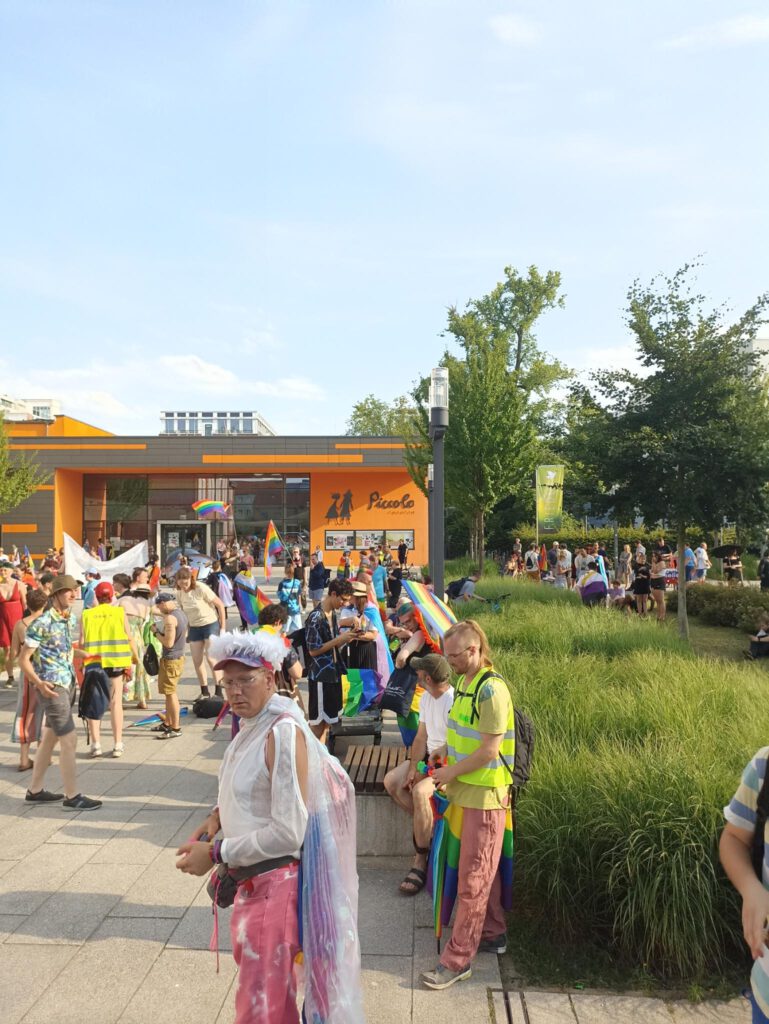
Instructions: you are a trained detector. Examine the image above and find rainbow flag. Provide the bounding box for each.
[264,519,285,579]
[233,571,271,626]
[191,499,231,519]
[341,669,383,717]
[400,580,456,641]
[427,792,514,939]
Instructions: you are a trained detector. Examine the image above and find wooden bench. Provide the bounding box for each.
[343,744,410,794]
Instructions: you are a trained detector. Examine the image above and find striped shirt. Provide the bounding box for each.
[724,745,769,1016]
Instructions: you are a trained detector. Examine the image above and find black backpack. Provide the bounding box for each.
[78,666,112,721]
[456,670,536,794]
[446,577,468,600]
[192,695,225,719]
[379,666,420,718]
[752,763,769,879]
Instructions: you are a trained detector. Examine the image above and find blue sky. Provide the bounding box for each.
[1,1,767,435]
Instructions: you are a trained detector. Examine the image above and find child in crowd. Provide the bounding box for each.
[607,578,626,609]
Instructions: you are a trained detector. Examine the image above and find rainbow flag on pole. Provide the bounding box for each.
[264,520,285,579]
[233,571,271,626]
[191,499,231,519]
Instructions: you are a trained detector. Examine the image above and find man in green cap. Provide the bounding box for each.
[19,574,102,810]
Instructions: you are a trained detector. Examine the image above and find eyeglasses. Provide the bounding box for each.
[221,672,269,692]
[445,644,476,661]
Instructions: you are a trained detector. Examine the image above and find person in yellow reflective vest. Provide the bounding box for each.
[421,619,515,991]
[81,581,138,759]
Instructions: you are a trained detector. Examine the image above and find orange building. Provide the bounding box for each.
[3,421,427,568]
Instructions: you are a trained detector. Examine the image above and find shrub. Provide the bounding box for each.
[455,585,767,979]
[668,584,769,631]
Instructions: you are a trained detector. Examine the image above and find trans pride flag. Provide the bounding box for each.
[233,571,271,626]
[264,520,285,579]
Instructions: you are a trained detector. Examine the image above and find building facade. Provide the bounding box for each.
[2,429,427,569]
[160,410,275,437]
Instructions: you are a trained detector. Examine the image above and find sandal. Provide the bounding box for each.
[399,867,427,896]
[17,760,34,772]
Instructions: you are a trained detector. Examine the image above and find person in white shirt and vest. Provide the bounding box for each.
[81,581,137,758]
[422,618,515,990]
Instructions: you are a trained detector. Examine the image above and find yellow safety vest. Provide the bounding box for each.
[82,604,132,669]
[446,667,515,788]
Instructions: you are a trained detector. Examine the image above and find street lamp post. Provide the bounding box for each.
[427,463,434,578]
[429,367,449,600]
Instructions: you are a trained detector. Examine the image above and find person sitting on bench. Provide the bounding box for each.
[383,653,454,895]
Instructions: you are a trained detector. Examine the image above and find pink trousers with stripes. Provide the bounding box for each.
[229,861,301,1024]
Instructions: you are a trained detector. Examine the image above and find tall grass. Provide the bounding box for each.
[454,584,766,979]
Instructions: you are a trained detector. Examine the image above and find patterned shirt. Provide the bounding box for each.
[724,746,769,1016]
[24,607,79,689]
[305,607,338,681]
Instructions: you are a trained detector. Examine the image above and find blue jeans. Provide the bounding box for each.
[750,990,769,1024]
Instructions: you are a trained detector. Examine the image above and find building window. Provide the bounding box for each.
[229,415,240,433]
[188,416,198,434]
[242,415,253,433]
[176,417,186,433]
[217,414,227,433]
[164,416,174,434]
[33,405,51,419]
[204,422,213,436]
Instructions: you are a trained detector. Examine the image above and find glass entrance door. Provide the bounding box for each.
[158,521,211,575]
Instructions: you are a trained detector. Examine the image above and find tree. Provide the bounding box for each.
[0,415,47,518]
[345,394,417,436]
[405,265,569,567]
[578,264,769,638]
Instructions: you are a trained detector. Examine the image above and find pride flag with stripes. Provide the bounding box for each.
[191,499,231,519]
[264,520,285,579]
[341,669,383,717]
[233,571,271,626]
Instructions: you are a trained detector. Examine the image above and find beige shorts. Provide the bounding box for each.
[158,656,184,695]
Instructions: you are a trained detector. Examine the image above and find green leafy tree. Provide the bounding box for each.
[0,415,47,518]
[405,265,569,567]
[345,394,416,436]
[578,264,769,638]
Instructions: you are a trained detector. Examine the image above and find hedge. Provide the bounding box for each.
[668,584,769,631]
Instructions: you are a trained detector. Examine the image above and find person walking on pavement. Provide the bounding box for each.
[81,581,138,758]
[18,575,102,810]
[421,619,514,990]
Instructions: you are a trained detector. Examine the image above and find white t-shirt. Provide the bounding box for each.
[695,547,709,570]
[459,579,476,599]
[418,687,454,754]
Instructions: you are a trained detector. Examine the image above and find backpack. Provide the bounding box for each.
[192,695,225,719]
[456,670,536,794]
[752,762,769,879]
[446,577,468,600]
[378,666,419,718]
[78,666,112,721]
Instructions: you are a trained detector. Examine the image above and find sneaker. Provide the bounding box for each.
[478,934,507,954]
[421,964,472,990]
[156,728,181,740]
[62,794,102,811]
[90,744,102,758]
[25,788,64,803]
[112,743,124,758]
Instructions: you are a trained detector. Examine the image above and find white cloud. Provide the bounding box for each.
[661,14,769,50]
[488,14,542,46]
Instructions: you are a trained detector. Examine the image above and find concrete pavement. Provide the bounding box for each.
[0,646,752,1023]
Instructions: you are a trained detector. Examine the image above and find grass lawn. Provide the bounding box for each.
[444,569,765,1001]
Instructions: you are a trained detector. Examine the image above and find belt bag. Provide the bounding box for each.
[206,854,297,908]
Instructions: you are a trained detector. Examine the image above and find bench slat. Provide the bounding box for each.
[355,746,376,793]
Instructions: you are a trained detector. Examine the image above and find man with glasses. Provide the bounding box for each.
[421,619,514,990]
[305,578,354,746]
[19,575,102,810]
[175,629,363,1024]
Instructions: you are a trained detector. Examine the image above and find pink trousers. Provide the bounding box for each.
[230,861,301,1024]
[440,806,507,972]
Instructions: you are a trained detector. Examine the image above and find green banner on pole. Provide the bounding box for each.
[536,465,565,536]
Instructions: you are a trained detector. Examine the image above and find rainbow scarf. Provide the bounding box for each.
[191,499,231,519]
[233,571,271,625]
[341,669,384,717]
[427,791,514,938]
[264,520,285,579]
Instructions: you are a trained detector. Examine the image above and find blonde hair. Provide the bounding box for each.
[443,619,492,667]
